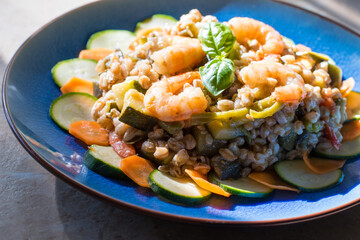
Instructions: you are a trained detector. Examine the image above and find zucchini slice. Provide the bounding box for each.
[192,126,227,157]
[134,14,177,34]
[112,78,145,110]
[50,92,97,131]
[346,91,360,122]
[84,145,127,179]
[119,89,156,131]
[274,160,344,192]
[52,58,98,87]
[209,174,273,198]
[86,30,135,51]
[313,136,360,159]
[148,170,212,205]
[207,120,245,140]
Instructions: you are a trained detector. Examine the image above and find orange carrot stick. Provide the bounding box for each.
[119,155,155,188]
[341,120,360,141]
[60,77,93,95]
[184,169,231,197]
[340,77,355,97]
[79,48,113,61]
[248,169,300,193]
[69,121,109,146]
[303,153,345,174]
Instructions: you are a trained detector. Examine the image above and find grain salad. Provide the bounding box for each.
[50,9,358,204]
[92,10,346,178]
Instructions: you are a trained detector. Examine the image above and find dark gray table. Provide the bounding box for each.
[1,0,360,239]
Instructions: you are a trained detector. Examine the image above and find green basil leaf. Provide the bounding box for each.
[198,22,236,58]
[200,57,235,96]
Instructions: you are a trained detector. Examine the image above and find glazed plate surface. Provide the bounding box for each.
[3,0,360,225]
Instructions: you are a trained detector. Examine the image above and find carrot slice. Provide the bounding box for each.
[69,121,109,146]
[119,155,155,188]
[340,77,355,97]
[341,120,360,141]
[78,48,113,61]
[248,169,300,193]
[109,131,136,158]
[184,169,231,197]
[60,77,93,95]
[303,153,345,174]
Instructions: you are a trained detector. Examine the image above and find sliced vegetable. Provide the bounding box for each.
[207,120,245,140]
[192,126,227,157]
[274,160,344,192]
[157,120,184,135]
[341,120,360,141]
[148,170,212,205]
[112,78,145,110]
[50,92,97,131]
[248,169,300,193]
[60,76,93,95]
[185,169,231,197]
[250,101,283,119]
[86,30,135,51]
[346,91,360,122]
[313,136,360,160]
[52,58,98,87]
[109,131,136,158]
[340,77,356,97]
[79,48,113,61]
[134,14,177,35]
[308,51,336,65]
[119,89,157,131]
[119,155,155,188]
[210,156,242,180]
[307,51,342,88]
[69,121,109,146]
[328,63,342,88]
[210,174,273,198]
[84,145,126,179]
[190,107,248,125]
[303,154,345,174]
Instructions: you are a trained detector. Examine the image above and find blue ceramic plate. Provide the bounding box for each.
[3,0,360,225]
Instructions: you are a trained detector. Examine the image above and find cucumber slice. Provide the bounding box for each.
[313,136,360,159]
[210,174,273,198]
[52,58,98,87]
[274,160,344,192]
[346,91,360,122]
[119,89,156,131]
[84,145,126,179]
[86,30,135,51]
[134,14,177,34]
[148,170,211,205]
[50,92,97,131]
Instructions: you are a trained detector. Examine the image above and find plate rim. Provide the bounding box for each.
[3,0,360,226]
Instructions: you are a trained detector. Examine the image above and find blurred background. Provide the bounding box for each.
[0,0,360,239]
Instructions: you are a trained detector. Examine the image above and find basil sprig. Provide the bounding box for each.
[198,22,237,96]
[199,57,235,96]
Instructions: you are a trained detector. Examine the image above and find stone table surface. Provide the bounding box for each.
[1,0,360,239]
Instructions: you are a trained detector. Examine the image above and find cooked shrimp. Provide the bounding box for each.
[144,72,207,121]
[150,36,205,75]
[228,17,284,59]
[240,60,305,102]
